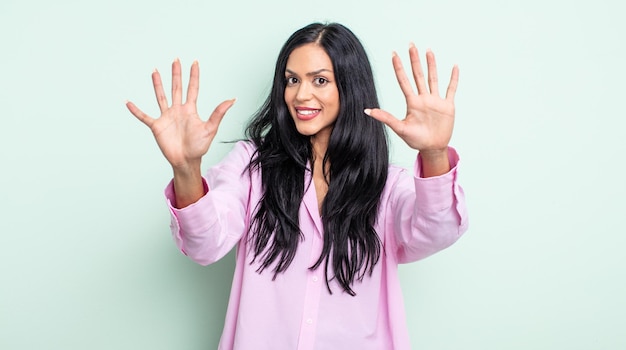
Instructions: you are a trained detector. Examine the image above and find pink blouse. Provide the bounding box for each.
[165,141,468,350]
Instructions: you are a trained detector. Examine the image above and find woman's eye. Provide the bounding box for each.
[314,77,328,85]
[287,77,299,85]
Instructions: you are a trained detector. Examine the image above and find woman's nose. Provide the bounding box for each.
[295,82,312,101]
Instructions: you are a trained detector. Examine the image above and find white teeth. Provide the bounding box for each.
[298,109,319,115]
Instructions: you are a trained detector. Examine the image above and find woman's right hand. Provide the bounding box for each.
[126,59,235,172]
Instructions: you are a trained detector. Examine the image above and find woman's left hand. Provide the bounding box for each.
[365,44,458,156]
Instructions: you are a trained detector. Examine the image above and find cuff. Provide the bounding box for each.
[164,177,213,248]
[414,147,460,212]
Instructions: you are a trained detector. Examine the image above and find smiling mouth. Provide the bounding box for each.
[295,108,321,120]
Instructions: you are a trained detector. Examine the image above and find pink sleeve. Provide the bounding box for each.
[164,141,255,265]
[388,147,469,264]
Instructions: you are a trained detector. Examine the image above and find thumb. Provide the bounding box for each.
[126,100,155,128]
[364,108,402,133]
[205,98,236,130]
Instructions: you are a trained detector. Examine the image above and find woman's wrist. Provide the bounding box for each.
[419,148,450,178]
[172,162,205,208]
[172,160,201,178]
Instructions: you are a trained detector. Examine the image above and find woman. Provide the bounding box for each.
[127,22,468,350]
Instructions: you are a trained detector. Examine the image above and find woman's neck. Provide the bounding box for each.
[310,129,331,162]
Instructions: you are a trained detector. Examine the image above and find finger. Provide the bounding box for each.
[126,100,155,127]
[171,58,183,105]
[186,60,199,105]
[445,64,460,101]
[152,68,169,113]
[205,99,237,131]
[392,51,416,99]
[364,108,405,135]
[426,49,439,96]
[409,43,428,95]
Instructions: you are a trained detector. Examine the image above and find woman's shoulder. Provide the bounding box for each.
[211,140,258,170]
[226,139,260,158]
[231,139,258,154]
[379,163,411,200]
[386,163,409,183]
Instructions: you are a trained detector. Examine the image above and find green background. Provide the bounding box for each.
[1,0,624,349]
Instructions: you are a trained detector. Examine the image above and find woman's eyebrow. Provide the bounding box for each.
[285,68,333,76]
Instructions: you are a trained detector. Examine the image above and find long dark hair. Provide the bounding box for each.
[245,22,389,296]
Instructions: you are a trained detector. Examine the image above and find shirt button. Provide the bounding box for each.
[306,318,313,325]
[312,276,319,282]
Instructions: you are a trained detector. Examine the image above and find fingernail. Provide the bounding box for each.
[392,51,398,58]
[409,42,416,48]
[364,108,372,115]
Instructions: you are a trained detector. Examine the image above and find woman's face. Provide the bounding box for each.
[284,43,340,142]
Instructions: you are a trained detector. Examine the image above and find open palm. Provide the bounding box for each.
[366,44,458,153]
[126,59,235,170]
